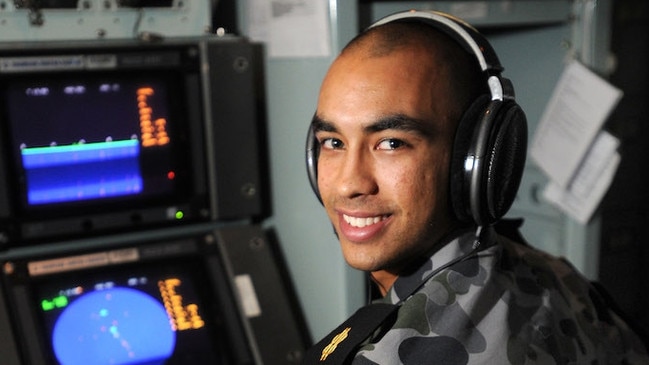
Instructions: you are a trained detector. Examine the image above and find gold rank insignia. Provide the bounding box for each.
[320,327,351,361]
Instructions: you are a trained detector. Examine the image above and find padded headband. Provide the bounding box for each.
[370,10,513,103]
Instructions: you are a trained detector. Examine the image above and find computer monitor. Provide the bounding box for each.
[1,231,255,365]
[0,38,265,246]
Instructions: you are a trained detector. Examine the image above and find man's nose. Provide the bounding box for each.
[336,148,378,199]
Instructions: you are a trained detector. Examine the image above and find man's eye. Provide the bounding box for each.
[321,138,343,150]
[377,138,406,150]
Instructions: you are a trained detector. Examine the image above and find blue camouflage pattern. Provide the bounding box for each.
[352,228,649,364]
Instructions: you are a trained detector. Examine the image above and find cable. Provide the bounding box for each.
[395,225,488,306]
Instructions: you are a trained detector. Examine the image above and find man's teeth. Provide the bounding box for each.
[343,214,384,228]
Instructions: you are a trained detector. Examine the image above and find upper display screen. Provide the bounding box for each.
[6,75,176,207]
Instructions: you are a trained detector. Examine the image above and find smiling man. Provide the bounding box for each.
[313,41,461,292]
[302,10,648,365]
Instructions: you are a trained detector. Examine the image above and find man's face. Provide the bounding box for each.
[314,45,458,276]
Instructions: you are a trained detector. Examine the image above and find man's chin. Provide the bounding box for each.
[340,250,382,272]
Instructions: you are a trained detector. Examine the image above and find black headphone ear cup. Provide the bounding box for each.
[305,123,322,203]
[450,96,528,226]
[450,94,491,223]
[483,102,527,223]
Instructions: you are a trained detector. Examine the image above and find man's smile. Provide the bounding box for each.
[342,213,388,228]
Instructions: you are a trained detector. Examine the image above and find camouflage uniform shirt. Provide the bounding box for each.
[352,227,649,364]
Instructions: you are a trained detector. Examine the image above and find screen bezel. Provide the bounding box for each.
[0,43,211,244]
[1,234,255,365]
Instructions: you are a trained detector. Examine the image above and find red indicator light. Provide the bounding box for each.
[167,171,175,180]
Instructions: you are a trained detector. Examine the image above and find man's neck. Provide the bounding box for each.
[368,224,477,298]
[369,270,398,297]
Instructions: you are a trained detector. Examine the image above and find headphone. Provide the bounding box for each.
[306,10,527,227]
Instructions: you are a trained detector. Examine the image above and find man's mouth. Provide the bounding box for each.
[343,214,388,228]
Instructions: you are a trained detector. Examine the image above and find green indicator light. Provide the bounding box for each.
[53,295,68,308]
[42,300,55,311]
[175,210,184,220]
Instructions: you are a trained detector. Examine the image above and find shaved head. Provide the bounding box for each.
[340,20,487,123]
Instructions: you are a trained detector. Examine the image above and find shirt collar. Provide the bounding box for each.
[382,226,494,304]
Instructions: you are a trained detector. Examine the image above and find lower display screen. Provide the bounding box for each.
[34,261,227,365]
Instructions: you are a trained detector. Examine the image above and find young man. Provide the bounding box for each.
[303,10,648,365]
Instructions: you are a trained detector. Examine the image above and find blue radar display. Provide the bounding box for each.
[52,287,176,365]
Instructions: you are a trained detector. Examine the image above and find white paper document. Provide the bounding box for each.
[543,131,620,224]
[530,60,622,188]
[245,0,331,58]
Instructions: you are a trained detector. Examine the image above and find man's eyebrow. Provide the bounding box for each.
[310,113,433,137]
[311,114,337,133]
[365,114,433,138]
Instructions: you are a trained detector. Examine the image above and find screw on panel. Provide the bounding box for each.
[241,183,257,198]
[204,233,215,245]
[28,8,43,26]
[3,261,14,275]
[249,236,264,251]
[233,56,249,72]
[286,349,304,363]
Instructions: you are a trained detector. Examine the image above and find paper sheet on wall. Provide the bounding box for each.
[530,60,622,188]
[245,0,331,58]
[543,131,620,224]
